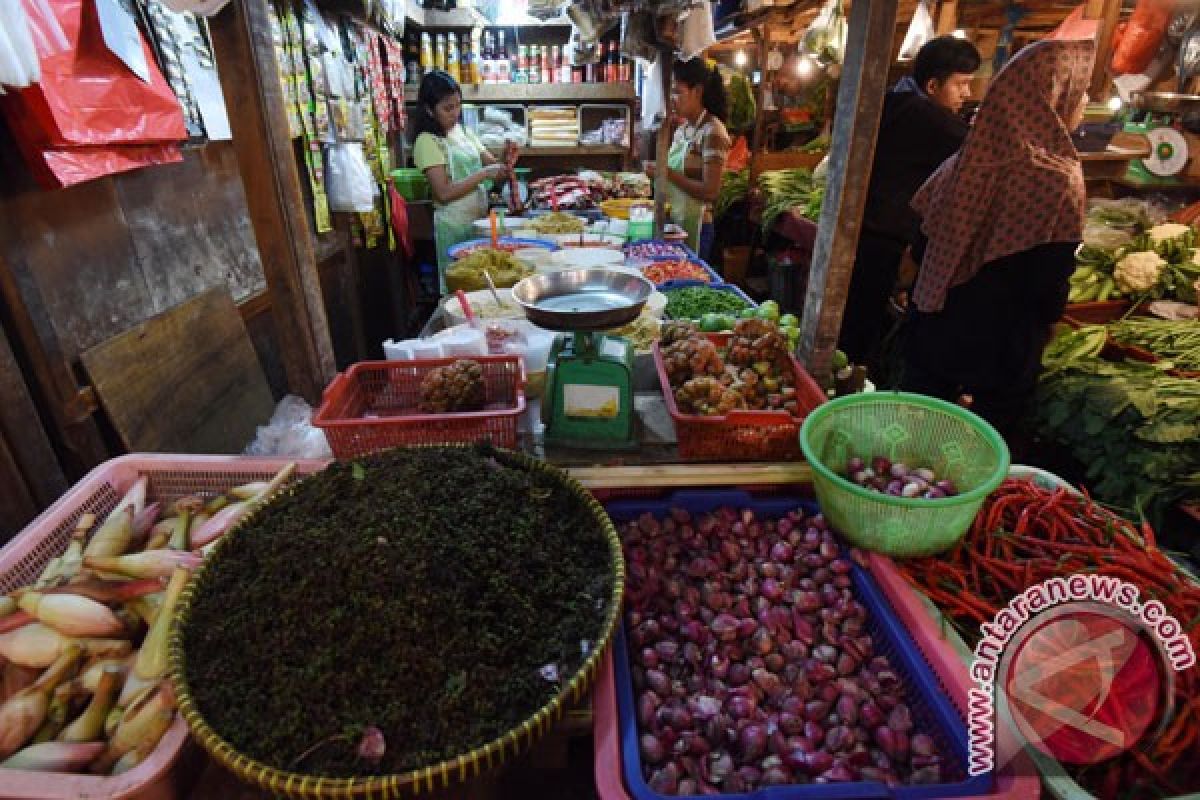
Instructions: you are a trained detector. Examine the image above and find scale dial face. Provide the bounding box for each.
[1143,127,1190,176]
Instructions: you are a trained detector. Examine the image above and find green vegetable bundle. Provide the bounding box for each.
[1108,318,1200,372]
[716,170,749,219]
[1036,330,1200,525]
[664,286,752,320]
[758,168,822,233]
[726,71,757,133]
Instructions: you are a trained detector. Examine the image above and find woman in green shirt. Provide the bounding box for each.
[411,70,515,292]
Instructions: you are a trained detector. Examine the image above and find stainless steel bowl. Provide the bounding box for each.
[1129,91,1200,113]
[512,269,654,332]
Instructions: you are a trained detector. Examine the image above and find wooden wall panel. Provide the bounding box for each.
[116,144,265,315]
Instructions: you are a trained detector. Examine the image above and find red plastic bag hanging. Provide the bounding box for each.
[10,0,186,147]
[388,184,413,260]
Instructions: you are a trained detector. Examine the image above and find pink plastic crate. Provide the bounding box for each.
[0,454,330,800]
[591,543,1042,800]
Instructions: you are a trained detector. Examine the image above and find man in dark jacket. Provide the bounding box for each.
[838,36,981,375]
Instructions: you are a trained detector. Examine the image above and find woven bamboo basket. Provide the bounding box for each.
[167,446,625,799]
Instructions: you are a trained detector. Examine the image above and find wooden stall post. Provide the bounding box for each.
[1088,0,1122,97]
[209,0,337,403]
[936,0,959,35]
[654,47,672,238]
[797,0,900,382]
[750,28,769,154]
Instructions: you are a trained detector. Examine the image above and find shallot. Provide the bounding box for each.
[621,505,951,794]
[843,457,959,499]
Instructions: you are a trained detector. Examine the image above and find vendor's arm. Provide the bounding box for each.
[414,132,504,204]
[666,128,731,204]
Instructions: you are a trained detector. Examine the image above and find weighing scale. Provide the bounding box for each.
[1123,92,1200,184]
[512,270,654,449]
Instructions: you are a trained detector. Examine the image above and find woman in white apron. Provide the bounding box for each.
[645,59,732,259]
[411,70,514,292]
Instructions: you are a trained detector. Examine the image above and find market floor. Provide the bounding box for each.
[187,735,600,799]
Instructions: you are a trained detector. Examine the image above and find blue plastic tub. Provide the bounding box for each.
[605,489,992,800]
[446,236,559,260]
[663,282,757,319]
[624,239,700,262]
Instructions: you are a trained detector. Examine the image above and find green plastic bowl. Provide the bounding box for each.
[799,391,1010,557]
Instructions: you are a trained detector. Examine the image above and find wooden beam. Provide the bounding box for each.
[936,0,958,34]
[1090,0,1122,97]
[798,0,900,382]
[654,47,672,238]
[751,29,770,153]
[209,0,336,404]
[0,252,108,474]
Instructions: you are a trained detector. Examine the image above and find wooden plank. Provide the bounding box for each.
[0,322,67,518]
[751,28,770,153]
[0,253,109,474]
[209,0,336,404]
[81,288,275,454]
[798,0,900,382]
[334,215,367,364]
[1090,0,1122,97]
[654,47,672,238]
[117,143,266,312]
[569,463,813,488]
[750,150,825,180]
[936,0,959,34]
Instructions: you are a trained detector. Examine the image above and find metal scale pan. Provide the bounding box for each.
[511,270,654,332]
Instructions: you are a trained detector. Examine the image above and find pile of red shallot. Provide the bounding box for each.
[843,457,959,500]
[621,505,951,795]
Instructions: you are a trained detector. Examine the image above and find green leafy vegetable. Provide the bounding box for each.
[716,170,749,219]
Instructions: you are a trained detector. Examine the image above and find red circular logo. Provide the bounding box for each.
[1003,611,1163,765]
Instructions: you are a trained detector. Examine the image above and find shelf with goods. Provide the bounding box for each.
[403,82,635,102]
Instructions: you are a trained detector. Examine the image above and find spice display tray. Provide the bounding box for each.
[313,356,526,457]
[0,454,328,800]
[653,333,825,462]
[644,259,724,291]
[600,490,992,800]
[663,283,757,320]
[624,240,700,263]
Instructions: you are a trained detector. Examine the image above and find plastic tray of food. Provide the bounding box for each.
[312,356,527,457]
[0,455,328,800]
[663,283,757,321]
[598,490,993,799]
[624,240,700,263]
[653,333,824,462]
[447,237,559,260]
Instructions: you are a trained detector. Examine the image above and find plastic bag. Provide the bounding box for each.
[641,55,665,129]
[7,0,186,146]
[243,395,333,459]
[680,1,716,60]
[620,11,658,63]
[0,0,40,87]
[898,0,934,61]
[22,0,69,58]
[801,0,846,65]
[326,142,376,212]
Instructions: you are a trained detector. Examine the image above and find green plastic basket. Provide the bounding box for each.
[799,391,1011,557]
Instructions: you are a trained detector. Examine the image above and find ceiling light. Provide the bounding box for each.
[734,50,748,67]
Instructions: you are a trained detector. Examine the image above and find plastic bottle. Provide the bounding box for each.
[528,45,541,84]
[496,30,509,83]
[434,33,446,72]
[419,32,433,77]
[446,34,460,82]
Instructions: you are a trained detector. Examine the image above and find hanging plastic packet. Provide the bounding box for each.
[898,0,935,62]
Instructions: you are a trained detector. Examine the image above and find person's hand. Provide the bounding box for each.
[482,163,507,182]
[643,161,656,178]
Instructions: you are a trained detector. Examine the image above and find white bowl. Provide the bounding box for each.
[441,288,523,327]
[550,232,626,248]
[549,248,626,269]
[473,216,532,234]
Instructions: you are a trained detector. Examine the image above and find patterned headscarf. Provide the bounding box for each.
[910,39,1095,312]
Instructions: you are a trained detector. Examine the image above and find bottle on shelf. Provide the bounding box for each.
[420,31,433,78]
[540,45,551,84]
[406,32,420,84]
[585,59,595,84]
[469,30,481,85]
[514,44,528,84]
[546,45,557,84]
[607,40,618,83]
[481,30,494,84]
[434,33,446,72]
[620,49,631,82]
[446,33,460,82]
[528,45,541,84]
[496,30,510,84]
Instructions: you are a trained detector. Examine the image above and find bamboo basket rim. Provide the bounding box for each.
[167,445,626,799]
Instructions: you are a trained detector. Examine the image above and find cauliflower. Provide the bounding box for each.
[1148,223,1193,244]
[1113,251,1166,294]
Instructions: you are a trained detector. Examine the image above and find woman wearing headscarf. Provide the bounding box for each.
[902,39,1095,440]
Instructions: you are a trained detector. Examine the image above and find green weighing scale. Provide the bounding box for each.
[511,270,654,449]
[1123,91,1200,184]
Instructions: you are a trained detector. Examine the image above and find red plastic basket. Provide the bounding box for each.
[313,356,526,458]
[653,333,826,462]
[0,454,329,800]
